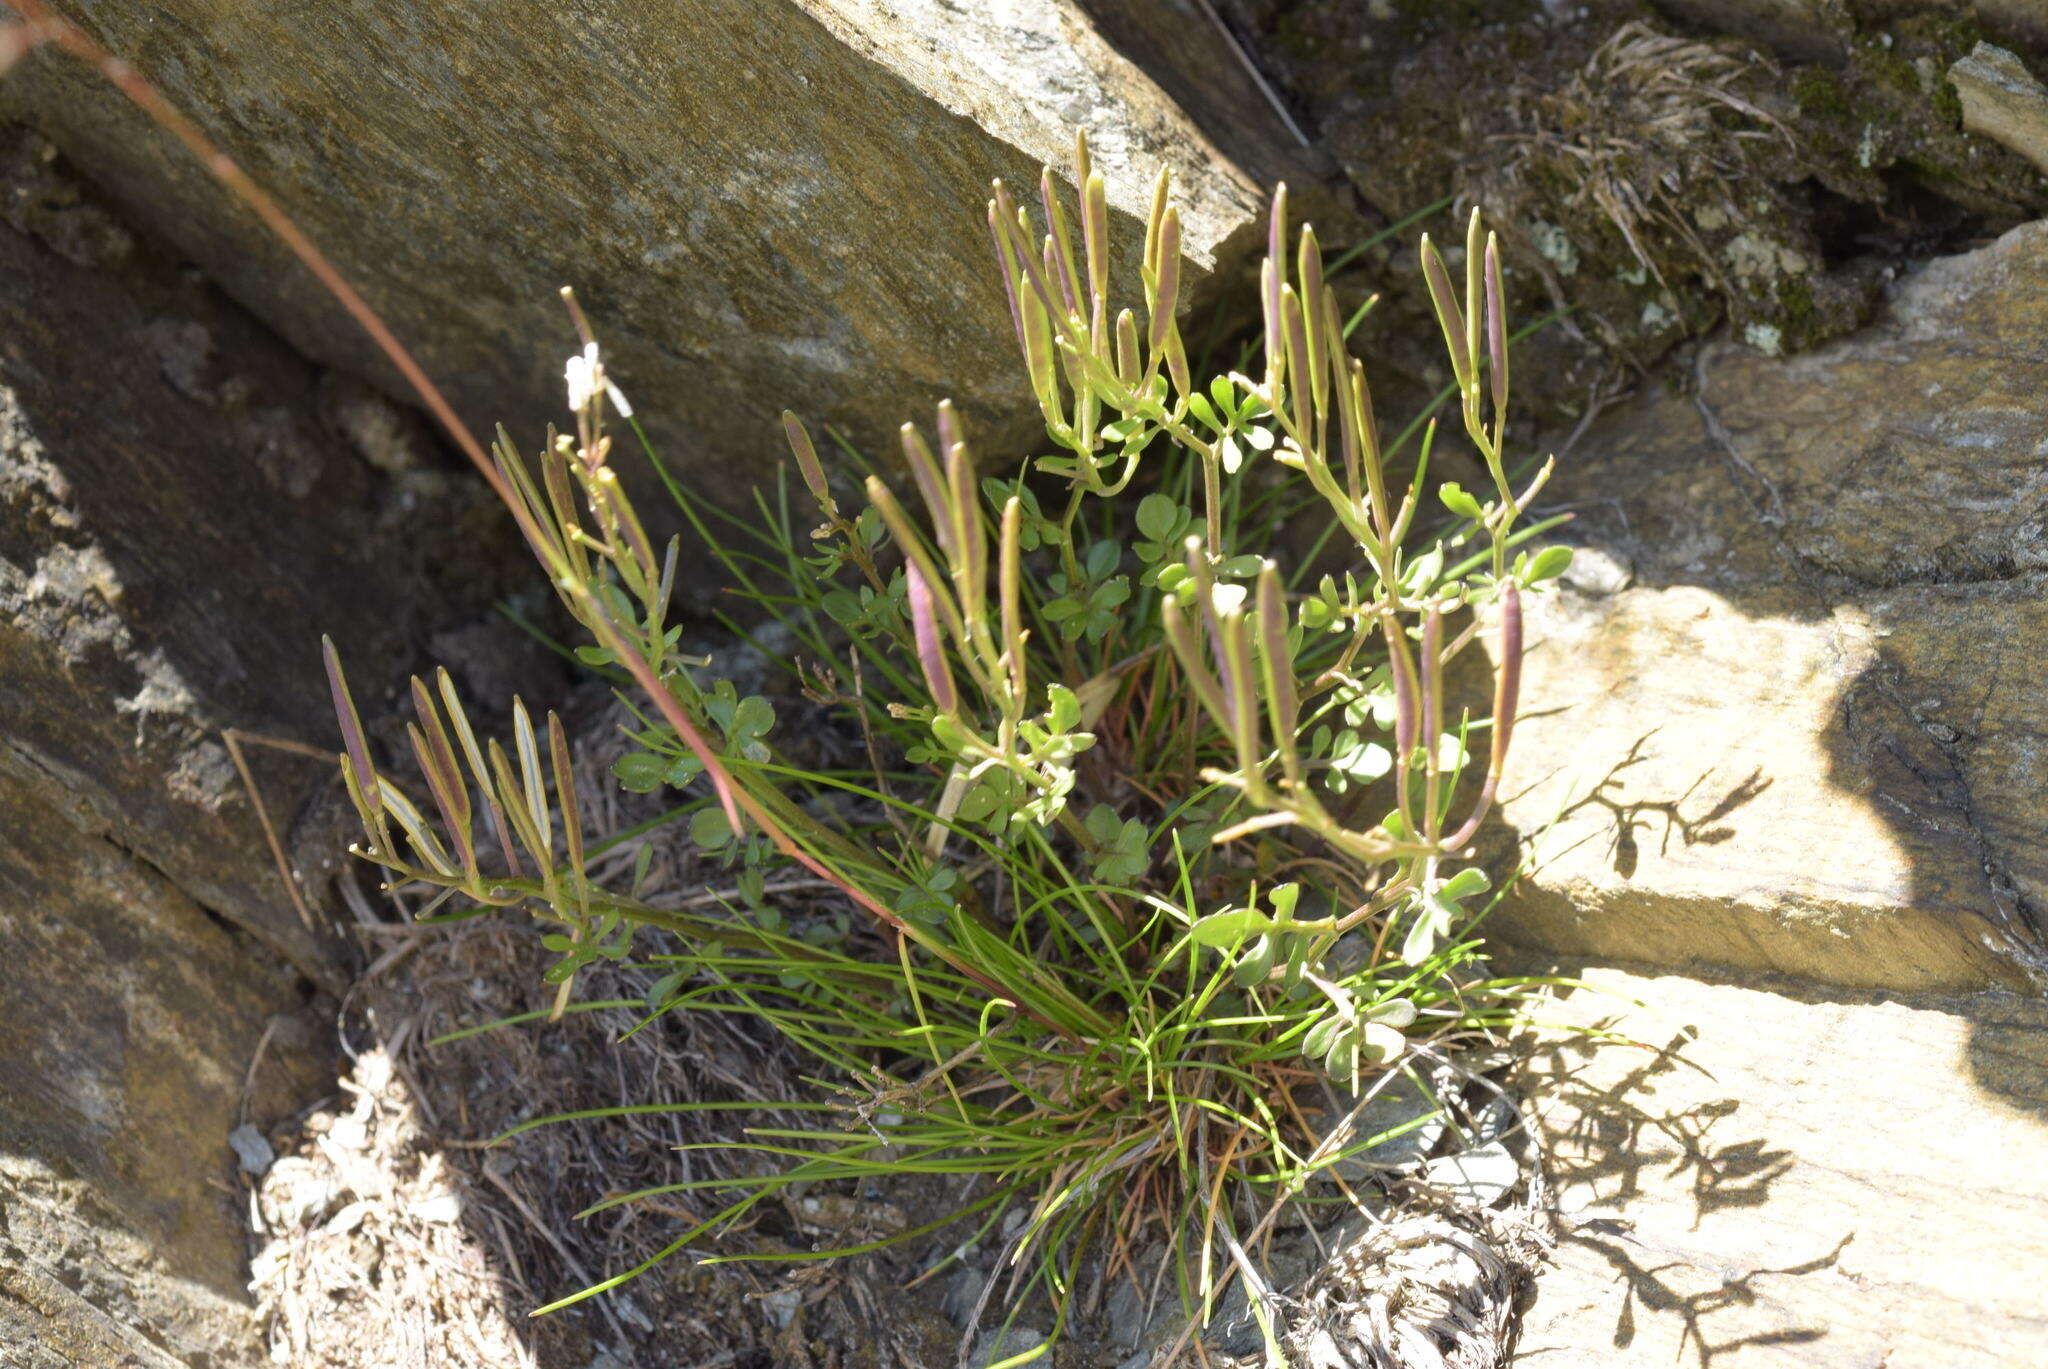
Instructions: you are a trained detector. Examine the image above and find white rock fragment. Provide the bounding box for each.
[1951,42,2048,176]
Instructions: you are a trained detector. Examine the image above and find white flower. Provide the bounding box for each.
[564,340,633,418]
[565,341,602,413]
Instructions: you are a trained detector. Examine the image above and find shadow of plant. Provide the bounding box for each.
[1538,738,1773,881]
[1515,1020,1837,1366]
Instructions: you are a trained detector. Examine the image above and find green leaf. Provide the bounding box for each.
[819,589,862,625]
[1366,997,1418,1028]
[644,969,687,1009]
[1042,596,1087,622]
[1360,1020,1407,1064]
[1136,493,1182,542]
[1439,867,1491,903]
[1046,684,1081,731]
[690,807,735,850]
[1230,934,1276,988]
[1209,375,1237,419]
[1189,906,1273,948]
[1091,578,1130,609]
[1525,544,1574,584]
[613,752,666,793]
[1439,481,1485,522]
[1302,1014,1341,1060]
[732,695,775,738]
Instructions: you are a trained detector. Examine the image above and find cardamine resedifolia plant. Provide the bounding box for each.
[323,137,1569,1353]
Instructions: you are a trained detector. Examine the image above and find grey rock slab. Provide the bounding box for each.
[1484,219,2048,993]
[0,124,510,1369]
[2,0,1288,519]
[1512,963,2048,1367]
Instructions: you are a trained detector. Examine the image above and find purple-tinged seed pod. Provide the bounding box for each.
[995,179,1062,322]
[1255,564,1298,745]
[782,411,837,516]
[988,203,1027,354]
[1165,322,1191,398]
[1464,208,1484,376]
[1161,595,1231,730]
[1144,166,1169,279]
[936,399,963,465]
[1419,235,1470,392]
[944,436,983,610]
[1042,237,1075,318]
[1281,287,1313,430]
[407,723,466,868]
[1000,497,1025,700]
[1039,166,1082,315]
[1083,171,1110,310]
[1299,227,1327,411]
[410,677,468,830]
[548,711,585,883]
[1387,620,1419,762]
[1491,581,1523,771]
[1443,581,1526,850]
[323,636,379,819]
[899,423,951,554]
[1265,189,1289,372]
[905,563,958,715]
[1150,207,1181,351]
[1115,310,1140,390]
[1420,606,1444,751]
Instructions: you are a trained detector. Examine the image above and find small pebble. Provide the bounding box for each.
[228,1123,275,1176]
[1561,545,1634,597]
[1421,1141,1520,1207]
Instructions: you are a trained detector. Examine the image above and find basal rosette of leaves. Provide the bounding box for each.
[322,137,1571,1359]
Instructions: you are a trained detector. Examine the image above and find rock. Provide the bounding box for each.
[0,123,519,978]
[0,762,324,1369]
[1484,218,2048,993]
[1419,1141,1519,1207]
[1,0,1291,510]
[1512,962,2048,1368]
[1558,545,1633,598]
[1952,41,2048,176]
[0,125,519,1368]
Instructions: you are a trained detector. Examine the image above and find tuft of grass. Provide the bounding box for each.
[317,137,1571,1358]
